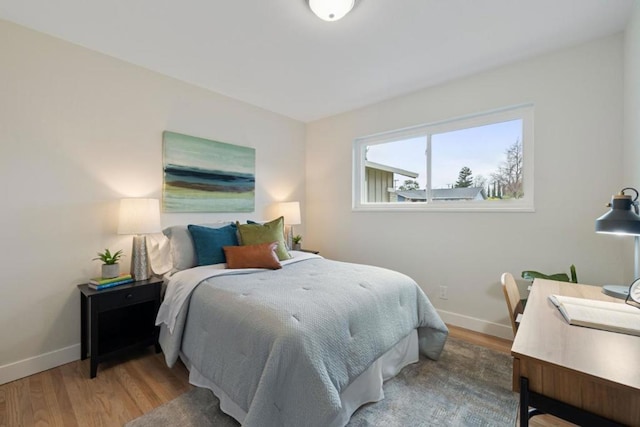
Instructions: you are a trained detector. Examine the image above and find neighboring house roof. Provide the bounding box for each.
[365,161,419,179]
[395,189,427,200]
[396,187,486,201]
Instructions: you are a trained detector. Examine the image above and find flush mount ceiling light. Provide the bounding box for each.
[308,0,355,22]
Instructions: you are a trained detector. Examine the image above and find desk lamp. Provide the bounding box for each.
[118,198,161,281]
[595,187,640,298]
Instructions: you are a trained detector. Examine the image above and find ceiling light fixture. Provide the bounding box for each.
[308,0,355,22]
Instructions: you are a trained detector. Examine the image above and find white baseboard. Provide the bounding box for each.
[0,311,511,385]
[437,309,514,341]
[0,344,80,385]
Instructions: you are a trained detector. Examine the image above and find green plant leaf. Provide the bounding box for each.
[521,270,571,282]
[93,248,124,264]
[570,264,578,283]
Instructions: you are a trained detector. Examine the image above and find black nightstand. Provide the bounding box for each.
[78,277,162,378]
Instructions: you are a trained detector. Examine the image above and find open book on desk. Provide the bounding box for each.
[549,294,640,337]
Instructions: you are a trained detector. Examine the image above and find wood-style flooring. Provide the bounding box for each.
[0,325,573,427]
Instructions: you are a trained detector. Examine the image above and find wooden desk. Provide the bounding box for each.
[511,279,640,426]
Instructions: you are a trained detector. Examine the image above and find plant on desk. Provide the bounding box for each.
[93,248,124,279]
[522,264,578,283]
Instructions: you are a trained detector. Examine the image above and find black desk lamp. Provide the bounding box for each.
[595,187,640,298]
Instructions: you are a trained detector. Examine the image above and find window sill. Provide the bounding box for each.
[352,201,535,213]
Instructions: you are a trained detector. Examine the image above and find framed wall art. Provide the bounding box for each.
[162,131,255,213]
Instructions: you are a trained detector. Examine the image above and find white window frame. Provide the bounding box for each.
[352,104,534,212]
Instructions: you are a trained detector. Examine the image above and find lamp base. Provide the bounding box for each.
[286,225,294,250]
[131,235,150,281]
[602,284,629,299]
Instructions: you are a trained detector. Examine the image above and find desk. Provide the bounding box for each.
[511,279,640,426]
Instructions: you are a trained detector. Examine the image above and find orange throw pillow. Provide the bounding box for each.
[223,242,282,270]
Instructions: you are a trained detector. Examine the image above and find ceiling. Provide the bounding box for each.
[0,0,634,122]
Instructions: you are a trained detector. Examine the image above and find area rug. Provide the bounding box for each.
[125,337,518,427]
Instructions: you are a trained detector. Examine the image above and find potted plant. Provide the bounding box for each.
[292,235,302,251]
[93,249,124,279]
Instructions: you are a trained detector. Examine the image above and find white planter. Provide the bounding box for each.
[101,263,120,279]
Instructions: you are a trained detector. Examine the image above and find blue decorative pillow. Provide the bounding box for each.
[188,223,239,266]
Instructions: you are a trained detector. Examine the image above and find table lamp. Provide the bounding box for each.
[276,201,301,249]
[118,198,161,281]
[595,187,640,298]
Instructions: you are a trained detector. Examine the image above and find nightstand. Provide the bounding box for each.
[78,277,162,378]
[300,249,320,254]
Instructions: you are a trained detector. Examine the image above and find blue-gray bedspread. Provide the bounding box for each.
[158,257,448,427]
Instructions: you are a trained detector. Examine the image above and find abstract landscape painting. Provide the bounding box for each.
[162,131,255,212]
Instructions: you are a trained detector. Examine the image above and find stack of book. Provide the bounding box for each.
[89,274,134,290]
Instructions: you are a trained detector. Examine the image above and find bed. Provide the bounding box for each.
[155,223,448,427]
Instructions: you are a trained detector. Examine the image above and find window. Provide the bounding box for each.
[353,104,534,212]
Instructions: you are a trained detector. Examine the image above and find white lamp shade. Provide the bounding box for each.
[276,201,301,225]
[309,0,355,21]
[118,198,161,235]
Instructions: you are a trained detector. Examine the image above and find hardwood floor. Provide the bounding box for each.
[0,349,191,427]
[0,326,573,427]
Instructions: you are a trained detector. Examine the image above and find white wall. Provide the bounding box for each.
[305,35,625,339]
[0,20,305,383]
[622,1,640,283]
[1,13,636,383]
[624,4,640,215]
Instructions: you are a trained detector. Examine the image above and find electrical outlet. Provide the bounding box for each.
[439,285,448,299]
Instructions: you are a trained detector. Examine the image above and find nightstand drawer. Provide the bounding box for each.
[97,285,158,311]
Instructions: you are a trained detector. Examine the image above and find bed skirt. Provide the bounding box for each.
[183,329,419,427]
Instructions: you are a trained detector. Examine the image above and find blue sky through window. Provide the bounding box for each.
[366,119,522,189]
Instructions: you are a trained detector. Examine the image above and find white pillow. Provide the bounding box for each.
[163,222,233,271]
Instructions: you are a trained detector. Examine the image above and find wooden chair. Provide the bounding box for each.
[501,272,544,420]
[501,272,525,336]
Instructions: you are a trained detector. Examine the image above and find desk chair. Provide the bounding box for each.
[501,272,543,421]
[501,272,525,336]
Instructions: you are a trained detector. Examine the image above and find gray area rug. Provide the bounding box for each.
[126,337,518,427]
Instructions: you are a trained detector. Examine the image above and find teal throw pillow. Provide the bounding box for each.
[188,224,239,266]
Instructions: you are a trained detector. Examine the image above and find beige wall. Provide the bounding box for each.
[0,20,305,382]
[305,35,626,339]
